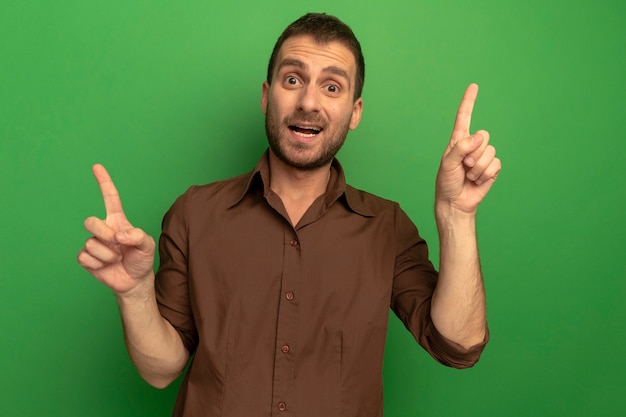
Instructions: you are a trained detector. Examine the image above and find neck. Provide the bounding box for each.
[267,151,332,225]
[268,151,332,201]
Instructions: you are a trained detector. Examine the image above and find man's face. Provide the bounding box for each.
[261,35,363,170]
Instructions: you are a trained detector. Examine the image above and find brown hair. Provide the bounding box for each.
[266,13,365,100]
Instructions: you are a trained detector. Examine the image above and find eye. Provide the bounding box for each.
[285,76,300,86]
[325,84,340,94]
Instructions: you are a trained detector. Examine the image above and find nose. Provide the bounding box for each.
[297,84,321,113]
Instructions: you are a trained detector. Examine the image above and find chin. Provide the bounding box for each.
[274,146,333,171]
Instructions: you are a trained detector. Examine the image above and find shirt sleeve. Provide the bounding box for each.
[389,203,488,369]
[154,188,199,354]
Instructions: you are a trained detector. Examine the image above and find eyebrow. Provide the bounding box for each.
[277,58,352,88]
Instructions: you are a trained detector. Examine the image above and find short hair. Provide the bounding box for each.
[266,13,365,100]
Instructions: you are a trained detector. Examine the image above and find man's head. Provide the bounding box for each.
[267,13,365,101]
[261,14,365,171]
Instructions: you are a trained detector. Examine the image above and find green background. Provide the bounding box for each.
[1,0,624,416]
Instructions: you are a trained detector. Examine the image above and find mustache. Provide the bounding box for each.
[283,111,327,128]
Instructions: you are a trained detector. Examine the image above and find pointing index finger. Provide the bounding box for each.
[450,83,479,145]
[92,164,124,217]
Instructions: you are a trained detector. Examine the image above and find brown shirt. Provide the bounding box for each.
[155,151,487,417]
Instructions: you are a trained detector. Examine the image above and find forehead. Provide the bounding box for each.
[275,35,356,75]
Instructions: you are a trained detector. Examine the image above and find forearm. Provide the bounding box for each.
[116,276,189,389]
[431,207,487,349]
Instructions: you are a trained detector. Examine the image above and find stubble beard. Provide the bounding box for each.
[265,108,350,171]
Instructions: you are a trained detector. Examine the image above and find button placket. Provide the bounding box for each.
[271,229,301,415]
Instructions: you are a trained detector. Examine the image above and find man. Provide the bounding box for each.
[78,13,500,417]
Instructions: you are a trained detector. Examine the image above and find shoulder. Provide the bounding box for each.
[344,184,423,244]
[163,171,253,224]
[185,171,251,201]
[344,184,401,217]
[177,171,253,207]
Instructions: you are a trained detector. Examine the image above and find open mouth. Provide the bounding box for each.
[289,125,323,138]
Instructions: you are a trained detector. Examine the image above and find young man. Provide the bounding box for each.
[78,13,500,417]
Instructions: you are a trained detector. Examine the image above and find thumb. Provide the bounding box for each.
[114,227,156,253]
[443,131,485,169]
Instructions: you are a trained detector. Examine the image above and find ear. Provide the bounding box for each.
[349,97,363,130]
[261,81,270,115]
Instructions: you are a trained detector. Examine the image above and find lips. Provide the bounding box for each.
[289,125,323,137]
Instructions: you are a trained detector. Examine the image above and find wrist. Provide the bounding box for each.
[115,274,156,305]
[435,200,476,227]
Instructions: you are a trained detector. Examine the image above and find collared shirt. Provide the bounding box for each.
[155,151,487,417]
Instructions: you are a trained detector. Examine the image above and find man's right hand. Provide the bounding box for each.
[78,164,156,296]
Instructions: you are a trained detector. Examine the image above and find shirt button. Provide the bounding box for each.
[289,239,298,247]
[285,292,294,300]
[281,344,290,354]
[278,402,287,411]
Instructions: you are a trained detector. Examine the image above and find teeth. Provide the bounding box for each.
[290,125,322,138]
[295,125,321,132]
[294,131,317,138]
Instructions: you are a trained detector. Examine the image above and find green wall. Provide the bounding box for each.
[1,1,624,416]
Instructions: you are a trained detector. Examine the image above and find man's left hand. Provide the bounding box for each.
[435,83,501,215]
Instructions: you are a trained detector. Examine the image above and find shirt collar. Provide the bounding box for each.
[229,149,375,217]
